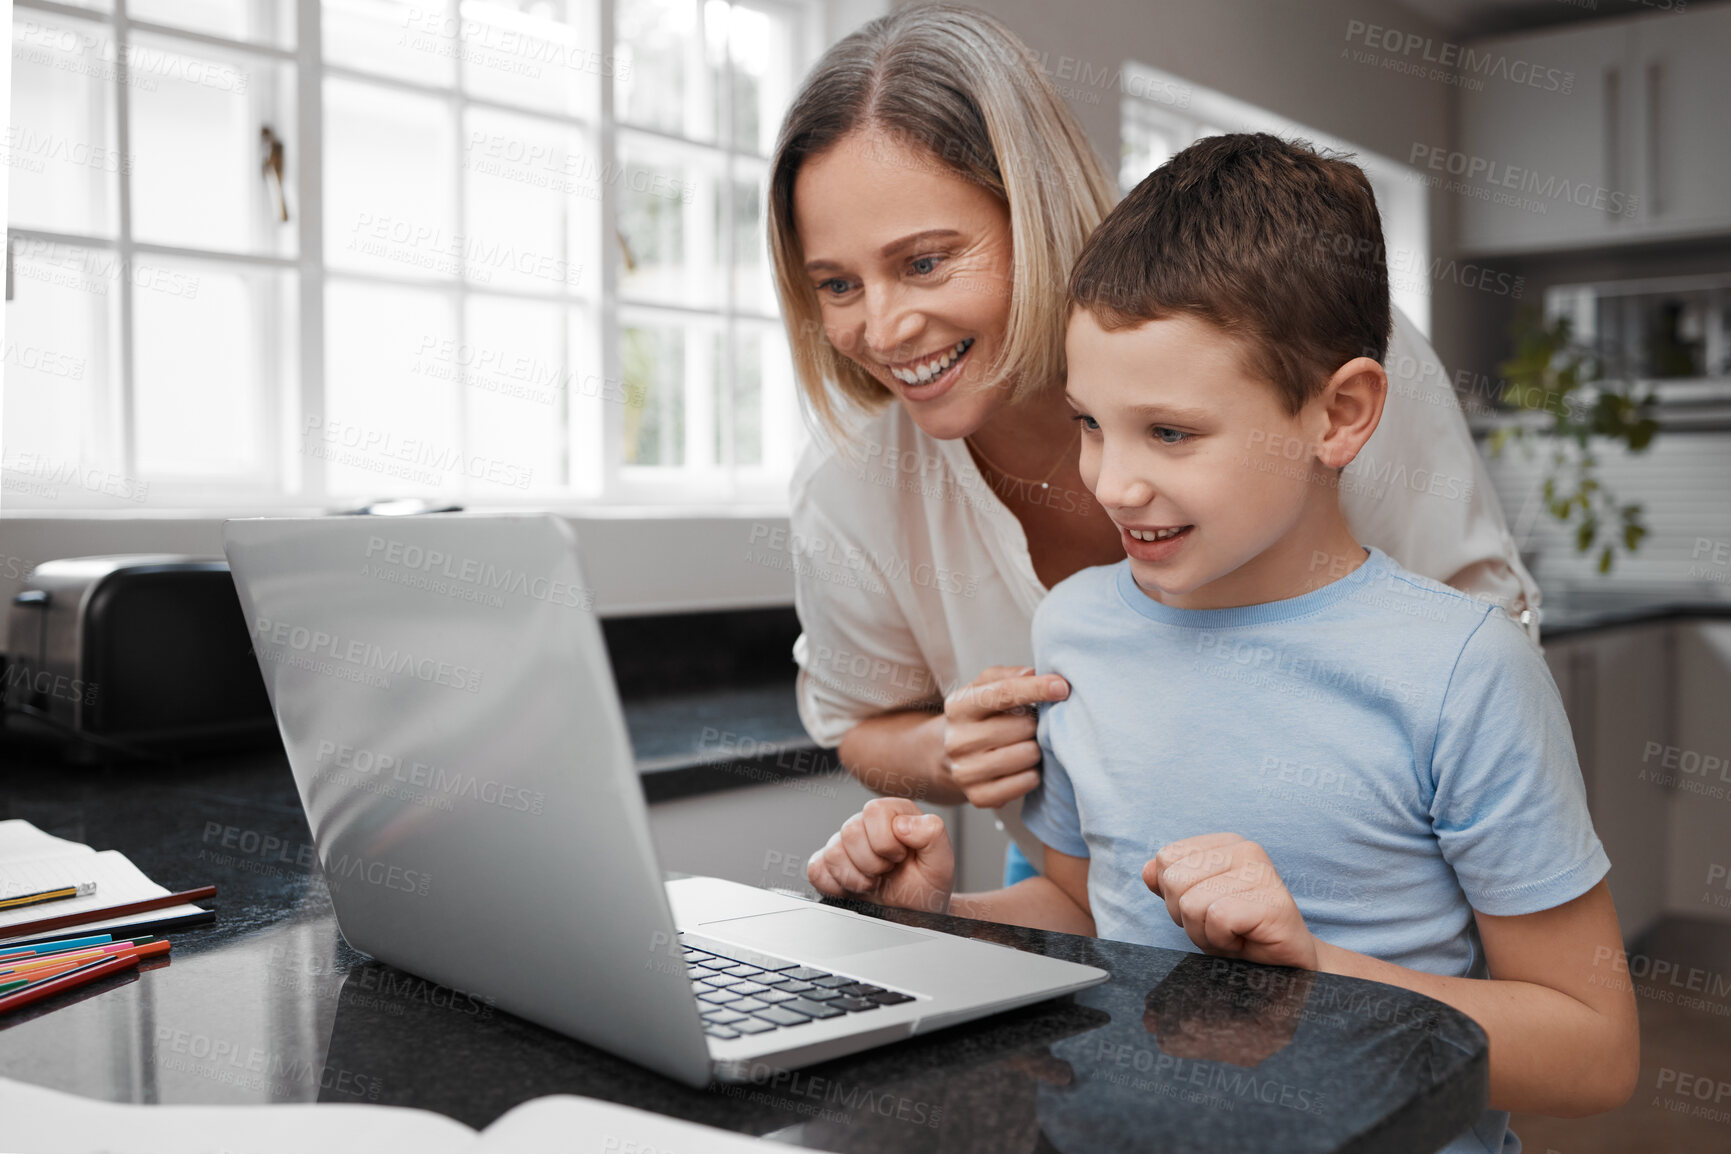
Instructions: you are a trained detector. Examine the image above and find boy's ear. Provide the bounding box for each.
[1312,357,1387,470]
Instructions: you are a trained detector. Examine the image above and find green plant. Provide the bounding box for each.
[1486,308,1659,574]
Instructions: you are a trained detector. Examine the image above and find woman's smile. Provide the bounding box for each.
[885,337,976,403]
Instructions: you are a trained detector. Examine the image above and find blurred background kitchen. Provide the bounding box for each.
[4,1,1729,1149]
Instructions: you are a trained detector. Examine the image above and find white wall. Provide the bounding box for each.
[929,0,1472,371]
[1482,432,1731,595]
[0,512,794,651]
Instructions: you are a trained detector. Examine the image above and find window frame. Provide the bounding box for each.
[4,0,825,513]
[1118,59,1433,340]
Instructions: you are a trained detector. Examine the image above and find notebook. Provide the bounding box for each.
[0,1076,797,1153]
[0,820,213,948]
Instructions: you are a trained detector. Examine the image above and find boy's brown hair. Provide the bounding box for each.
[1068,133,1390,415]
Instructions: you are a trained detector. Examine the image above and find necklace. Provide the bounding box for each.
[965,424,1080,492]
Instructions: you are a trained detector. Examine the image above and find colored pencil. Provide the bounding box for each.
[0,952,139,1015]
[0,882,96,911]
[0,933,114,962]
[0,938,157,978]
[0,910,213,953]
[0,941,166,1001]
[1,941,165,988]
[0,885,215,941]
[2,959,87,986]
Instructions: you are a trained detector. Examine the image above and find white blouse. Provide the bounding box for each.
[790,307,1540,776]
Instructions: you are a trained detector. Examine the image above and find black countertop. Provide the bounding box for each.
[0,754,1489,1153]
[626,681,830,804]
[1536,591,1731,640]
[600,606,830,804]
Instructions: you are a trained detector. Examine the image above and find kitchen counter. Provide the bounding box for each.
[0,753,1490,1153]
[1537,590,1731,640]
[627,680,827,803]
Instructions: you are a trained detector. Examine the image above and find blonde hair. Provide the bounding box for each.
[768,4,1118,433]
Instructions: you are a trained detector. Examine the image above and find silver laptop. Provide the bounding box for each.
[221,513,1107,1087]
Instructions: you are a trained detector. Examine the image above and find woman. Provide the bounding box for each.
[767,5,1537,884]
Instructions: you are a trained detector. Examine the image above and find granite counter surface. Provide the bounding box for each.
[0,754,1488,1153]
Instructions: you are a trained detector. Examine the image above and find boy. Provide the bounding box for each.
[805,134,1637,1151]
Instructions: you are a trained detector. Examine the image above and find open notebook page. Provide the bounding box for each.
[0,849,211,945]
[476,1093,793,1151]
[0,1077,476,1154]
[0,819,92,862]
[0,1077,797,1154]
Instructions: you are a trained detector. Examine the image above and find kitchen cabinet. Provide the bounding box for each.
[1543,622,1675,943]
[1631,7,1731,241]
[1455,22,1634,254]
[1455,5,1731,256]
[1670,622,1731,919]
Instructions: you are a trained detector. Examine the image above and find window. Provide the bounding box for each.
[1119,61,1431,338]
[4,0,818,510]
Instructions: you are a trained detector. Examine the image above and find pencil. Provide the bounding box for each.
[0,958,88,986]
[0,952,140,1015]
[0,934,116,963]
[16,938,168,982]
[0,882,96,911]
[0,941,167,999]
[0,938,157,979]
[0,885,216,942]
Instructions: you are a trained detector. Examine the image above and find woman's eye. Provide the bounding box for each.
[910,255,941,276]
[1071,414,1099,432]
[817,278,853,296]
[1153,426,1190,445]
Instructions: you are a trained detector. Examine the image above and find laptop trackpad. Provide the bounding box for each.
[699,907,930,961]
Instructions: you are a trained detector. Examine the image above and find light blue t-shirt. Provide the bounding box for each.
[1021,547,1609,1154]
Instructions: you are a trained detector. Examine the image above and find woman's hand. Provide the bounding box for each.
[807,797,955,914]
[1143,833,1320,970]
[942,666,1069,809]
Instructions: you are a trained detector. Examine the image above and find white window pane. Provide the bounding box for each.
[129,32,296,256]
[456,0,603,120]
[128,0,297,50]
[462,107,596,294]
[1119,102,1176,195]
[727,327,760,466]
[134,261,294,480]
[732,163,771,315]
[325,77,456,277]
[615,133,717,308]
[619,321,684,466]
[740,320,798,475]
[322,280,466,496]
[614,0,715,142]
[1,241,124,504]
[564,306,607,495]
[459,295,571,491]
[324,0,454,86]
[7,11,122,237]
[726,2,794,156]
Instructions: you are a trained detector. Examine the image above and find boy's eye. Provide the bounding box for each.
[1071,414,1099,432]
[1153,426,1190,445]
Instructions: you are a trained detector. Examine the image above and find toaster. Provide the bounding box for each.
[2,555,277,760]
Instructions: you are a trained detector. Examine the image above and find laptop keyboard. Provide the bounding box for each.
[679,936,916,1041]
